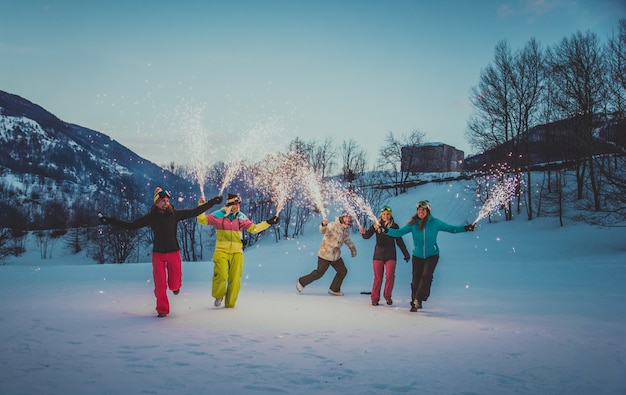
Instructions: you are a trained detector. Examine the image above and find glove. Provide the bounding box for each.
[464,224,476,232]
[379,224,388,233]
[404,255,410,262]
[208,195,223,206]
[266,215,279,225]
[97,213,109,224]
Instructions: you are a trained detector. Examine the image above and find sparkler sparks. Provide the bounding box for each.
[473,165,522,225]
[299,163,326,216]
[323,180,378,228]
[218,160,245,196]
[169,98,213,197]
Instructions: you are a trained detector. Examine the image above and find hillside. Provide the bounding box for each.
[0,90,200,228]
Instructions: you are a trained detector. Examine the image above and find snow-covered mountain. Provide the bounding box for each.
[0,90,198,229]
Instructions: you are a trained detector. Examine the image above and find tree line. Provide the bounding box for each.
[466,19,626,225]
[2,20,625,263]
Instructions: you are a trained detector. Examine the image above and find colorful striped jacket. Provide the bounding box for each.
[197,208,270,254]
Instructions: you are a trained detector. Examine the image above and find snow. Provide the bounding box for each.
[1,180,625,395]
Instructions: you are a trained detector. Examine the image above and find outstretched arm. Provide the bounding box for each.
[98,212,150,230]
[384,224,411,238]
[177,195,223,221]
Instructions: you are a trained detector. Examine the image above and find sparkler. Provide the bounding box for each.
[348,192,379,225]
[218,160,245,196]
[473,171,521,225]
[253,154,297,216]
[324,180,379,228]
[299,163,326,216]
[170,98,212,197]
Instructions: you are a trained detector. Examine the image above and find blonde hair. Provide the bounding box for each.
[379,215,395,228]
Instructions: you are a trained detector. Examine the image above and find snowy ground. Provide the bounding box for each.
[1,181,625,395]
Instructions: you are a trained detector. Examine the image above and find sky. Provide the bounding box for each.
[1,0,625,167]
[1,177,625,394]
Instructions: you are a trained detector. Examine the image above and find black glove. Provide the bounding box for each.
[97,213,109,224]
[208,195,223,206]
[464,224,476,232]
[379,224,388,233]
[404,255,410,262]
[266,215,279,225]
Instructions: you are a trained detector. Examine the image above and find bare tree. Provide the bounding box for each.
[606,19,626,119]
[178,217,200,262]
[467,40,518,221]
[340,139,368,185]
[310,137,338,179]
[377,130,425,195]
[547,30,608,208]
[467,40,514,152]
[510,38,546,219]
[598,19,626,222]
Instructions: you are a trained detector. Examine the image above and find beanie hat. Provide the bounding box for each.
[380,205,393,215]
[226,193,242,206]
[153,187,171,204]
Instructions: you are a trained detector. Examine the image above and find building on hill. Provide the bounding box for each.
[401,143,464,173]
[463,113,624,172]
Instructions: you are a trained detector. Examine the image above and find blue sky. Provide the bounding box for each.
[1,0,624,167]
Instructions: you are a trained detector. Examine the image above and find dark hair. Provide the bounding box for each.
[408,212,429,230]
[151,203,174,214]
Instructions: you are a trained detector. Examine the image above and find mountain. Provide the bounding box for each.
[0,90,199,229]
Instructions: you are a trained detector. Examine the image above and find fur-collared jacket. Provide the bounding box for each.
[317,217,357,262]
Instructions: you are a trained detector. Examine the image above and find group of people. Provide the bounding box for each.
[99,186,475,317]
[296,200,475,312]
[99,188,277,317]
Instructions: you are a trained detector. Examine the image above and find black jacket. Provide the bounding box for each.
[362,222,410,261]
[107,201,215,253]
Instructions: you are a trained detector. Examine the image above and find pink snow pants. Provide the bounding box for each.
[371,259,397,303]
[152,251,182,315]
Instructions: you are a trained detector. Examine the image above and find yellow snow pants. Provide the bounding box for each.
[212,250,244,308]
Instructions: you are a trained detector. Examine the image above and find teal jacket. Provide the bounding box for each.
[386,215,466,259]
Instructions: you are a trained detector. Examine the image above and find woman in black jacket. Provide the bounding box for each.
[98,187,222,317]
[359,205,410,306]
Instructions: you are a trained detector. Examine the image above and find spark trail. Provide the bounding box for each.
[299,163,326,216]
[253,154,297,216]
[170,98,212,197]
[324,180,377,228]
[218,160,245,196]
[348,191,379,226]
[473,172,520,225]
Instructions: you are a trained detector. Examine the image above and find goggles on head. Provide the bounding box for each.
[416,200,431,211]
[227,195,242,205]
[380,206,392,214]
[156,190,171,200]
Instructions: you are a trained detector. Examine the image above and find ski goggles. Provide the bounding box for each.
[416,200,431,211]
[227,195,242,205]
[380,206,392,214]
[155,190,171,201]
